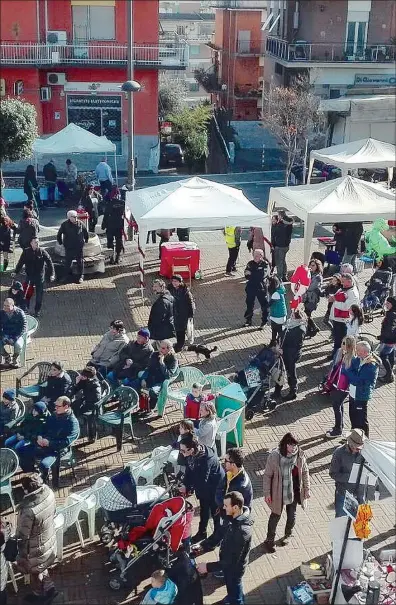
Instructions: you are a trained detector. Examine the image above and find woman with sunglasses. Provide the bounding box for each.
[325,335,356,439]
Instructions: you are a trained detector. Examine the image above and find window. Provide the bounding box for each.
[189,45,201,56]
[237,30,251,53]
[274,62,283,75]
[73,5,115,41]
[345,21,367,57]
[176,25,186,36]
[189,81,199,92]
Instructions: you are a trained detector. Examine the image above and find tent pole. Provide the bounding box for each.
[330,460,365,605]
[137,234,145,303]
[307,157,315,184]
[388,167,393,188]
[114,151,118,186]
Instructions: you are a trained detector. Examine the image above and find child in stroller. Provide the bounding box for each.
[234,345,284,420]
[362,268,393,321]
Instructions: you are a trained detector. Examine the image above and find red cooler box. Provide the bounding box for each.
[160,242,200,280]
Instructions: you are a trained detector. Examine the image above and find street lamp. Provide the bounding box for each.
[124,0,141,190]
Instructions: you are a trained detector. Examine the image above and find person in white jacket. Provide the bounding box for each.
[89,319,129,375]
[329,274,360,359]
[195,401,217,449]
[346,305,364,337]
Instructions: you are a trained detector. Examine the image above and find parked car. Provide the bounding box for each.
[160,144,184,167]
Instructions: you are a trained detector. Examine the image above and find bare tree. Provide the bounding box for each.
[262,78,324,185]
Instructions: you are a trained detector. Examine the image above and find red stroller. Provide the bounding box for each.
[109,496,186,591]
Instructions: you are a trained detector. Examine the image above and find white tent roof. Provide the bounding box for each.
[268,175,396,262]
[33,123,116,155]
[310,138,396,170]
[126,176,271,233]
[362,440,395,497]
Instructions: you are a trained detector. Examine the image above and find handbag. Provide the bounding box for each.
[186,318,195,345]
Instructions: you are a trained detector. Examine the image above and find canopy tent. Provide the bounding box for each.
[126,176,271,294]
[307,138,396,184]
[362,440,395,497]
[268,175,396,262]
[32,123,118,182]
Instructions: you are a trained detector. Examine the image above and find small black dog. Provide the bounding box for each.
[187,344,218,360]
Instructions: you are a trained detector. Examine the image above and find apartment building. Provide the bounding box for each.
[160,1,215,104]
[206,1,267,120]
[0,0,188,170]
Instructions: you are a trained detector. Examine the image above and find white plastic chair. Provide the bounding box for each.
[7,561,18,593]
[54,500,85,562]
[0,448,19,511]
[215,407,244,458]
[65,477,109,540]
[125,446,172,485]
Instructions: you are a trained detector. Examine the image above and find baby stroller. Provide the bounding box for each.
[99,468,168,543]
[107,495,186,592]
[235,346,285,421]
[361,269,392,322]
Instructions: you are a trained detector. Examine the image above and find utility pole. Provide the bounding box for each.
[127,0,135,188]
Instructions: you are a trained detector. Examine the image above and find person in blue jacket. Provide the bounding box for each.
[18,396,79,484]
[178,434,224,544]
[342,340,380,437]
[0,298,27,368]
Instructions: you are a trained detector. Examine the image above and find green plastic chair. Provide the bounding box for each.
[97,386,140,451]
[50,429,81,490]
[20,314,39,367]
[204,374,231,395]
[3,397,25,434]
[156,370,181,418]
[16,361,52,400]
[167,366,206,410]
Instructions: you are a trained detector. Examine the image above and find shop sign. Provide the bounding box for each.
[354,74,396,86]
[67,95,122,107]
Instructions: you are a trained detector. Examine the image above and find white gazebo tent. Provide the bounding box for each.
[307,138,396,185]
[126,176,271,295]
[268,175,396,262]
[32,123,118,182]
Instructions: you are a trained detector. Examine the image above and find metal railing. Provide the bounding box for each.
[266,37,396,63]
[0,41,189,68]
[234,85,262,98]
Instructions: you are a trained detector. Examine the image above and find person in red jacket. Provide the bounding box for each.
[184,383,215,421]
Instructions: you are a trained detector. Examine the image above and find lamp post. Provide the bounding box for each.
[124,0,141,190]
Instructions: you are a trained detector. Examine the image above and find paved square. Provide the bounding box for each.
[1,229,395,605]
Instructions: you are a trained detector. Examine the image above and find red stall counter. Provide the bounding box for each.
[160,242,201,280]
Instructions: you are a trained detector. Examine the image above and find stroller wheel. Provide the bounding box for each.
[101,531,112,545]
[245,409,254,421]
[109,578,122,591]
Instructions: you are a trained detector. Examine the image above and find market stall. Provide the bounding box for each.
[268,176,396,263]
[126,176,271,296]
[307,138,396,185]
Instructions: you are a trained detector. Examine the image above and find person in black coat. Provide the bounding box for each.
[342,222,363,273]
[23,165,41,208]
[70,366,102,441]
[57,210,89,284]
[179,434,225,543]
[0,214,17,272]
[271,211,293,281]
[43,160,57,205]
[39,361,72,413]
[7,281,28,312]
[101,198,124,264]
[168,274,195,352]
[138,340,179,409]
[243,249,270,327]
[378,296,396,383]
[13,238,55,317]
[148,279,175,343]
[197,491,253,605]
[274,309,307,402]
[108,328,154,384]
[17,209,39,249]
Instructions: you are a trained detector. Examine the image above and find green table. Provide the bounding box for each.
[215,382,246,447]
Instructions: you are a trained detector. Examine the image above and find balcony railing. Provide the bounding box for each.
[234,85,262,98]
[0,41,189,69]
[266,37,396,63]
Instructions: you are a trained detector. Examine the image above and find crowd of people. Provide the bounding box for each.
[1,184,395,605]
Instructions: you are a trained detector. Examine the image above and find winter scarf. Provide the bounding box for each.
[280,450,298,506]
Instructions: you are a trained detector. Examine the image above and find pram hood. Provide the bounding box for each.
[146,497,186,552]
[111,469,137,505]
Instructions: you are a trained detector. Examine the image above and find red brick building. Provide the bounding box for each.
[0,0,188,170]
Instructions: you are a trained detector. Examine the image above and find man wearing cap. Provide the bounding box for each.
[329,273,360,359]
[329,428,366,517]
[0,388,18,437]
[107,328,154,385]
[39,362,72,413]
[57,210,89,284]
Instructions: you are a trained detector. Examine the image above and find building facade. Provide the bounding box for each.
[0,0,188,171]
[160,1,215,105]
[207,1,267,120]
[263,0,396,99]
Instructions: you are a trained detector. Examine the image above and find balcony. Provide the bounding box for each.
[235,40,265,56]
[266,37,396,65]
[0,41,189,69]
[194,67,222,92]
[233,85,262,99]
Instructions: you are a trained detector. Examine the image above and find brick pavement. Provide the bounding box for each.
[1,230,395,605]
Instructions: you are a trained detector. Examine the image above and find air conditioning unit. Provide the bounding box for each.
[47,73,67,86]
[40,86,51,101]
[0,79,5,97]
[47,30,67,45]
